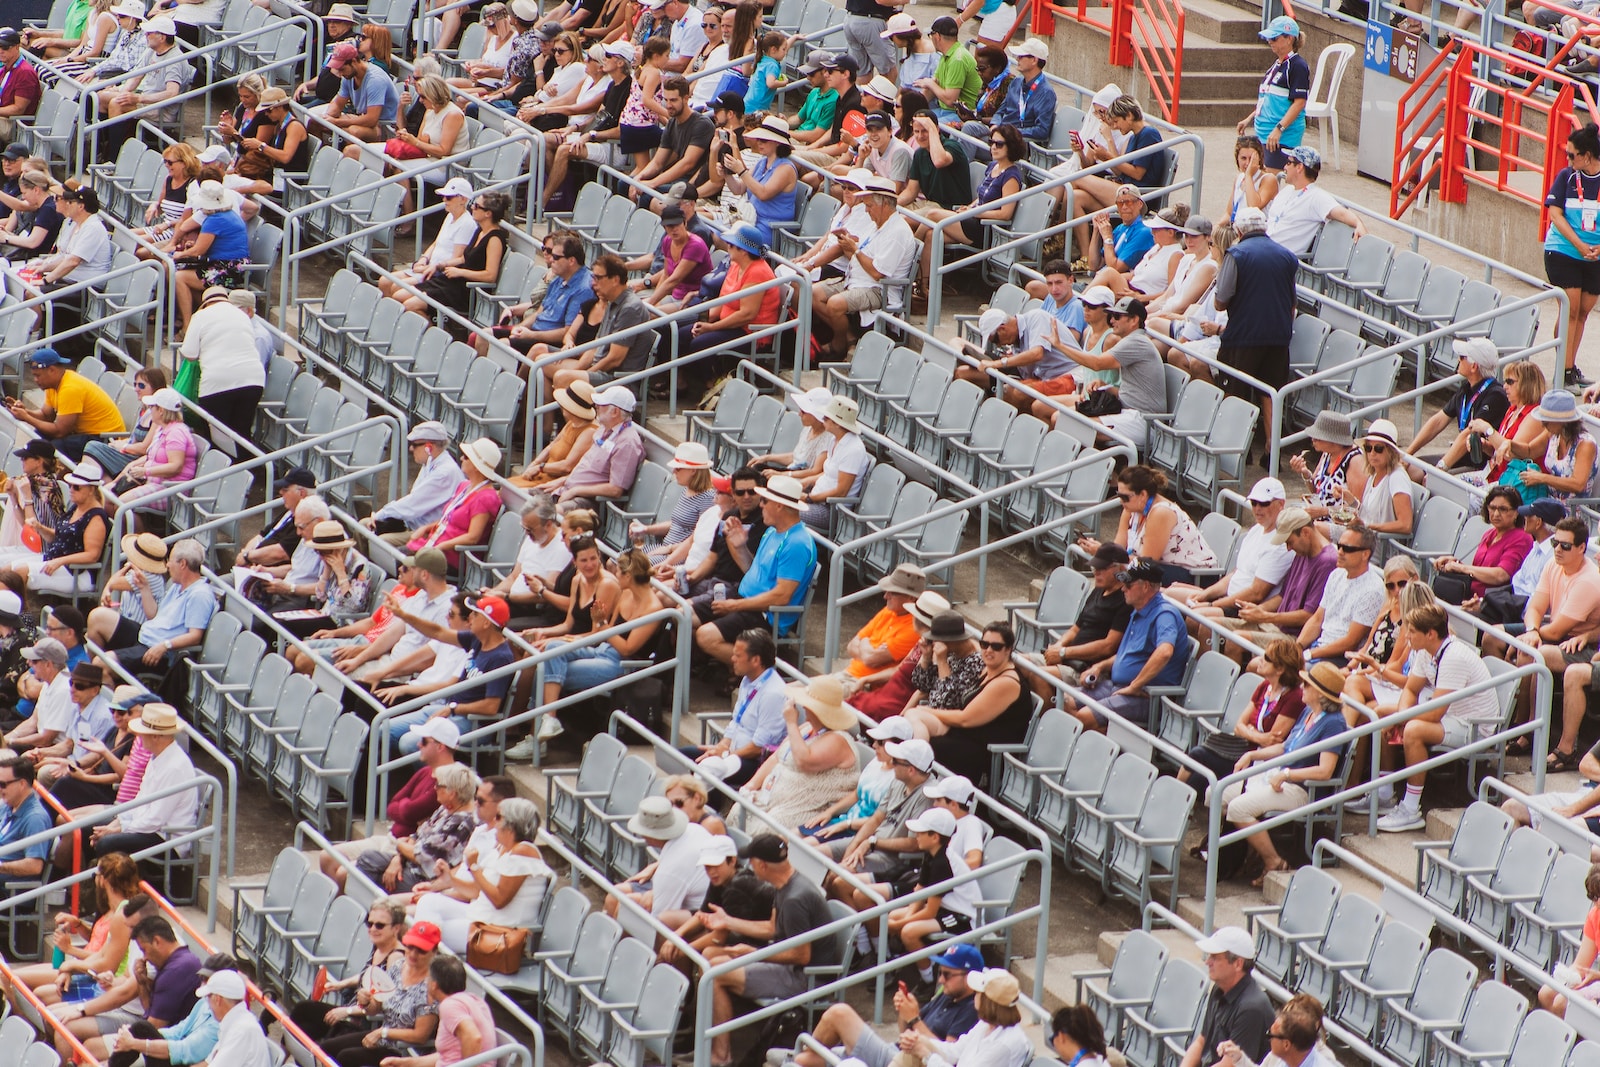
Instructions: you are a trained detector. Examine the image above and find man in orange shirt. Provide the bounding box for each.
[841,564,925,697]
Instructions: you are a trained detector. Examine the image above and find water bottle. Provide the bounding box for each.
[713,582,727,602]
[674,564,687,594]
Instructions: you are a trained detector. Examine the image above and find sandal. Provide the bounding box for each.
[1252,860,1290,888]
[1548,748,1583,773]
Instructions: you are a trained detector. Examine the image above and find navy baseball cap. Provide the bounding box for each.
[1520,499,1566,524]
[26,348,69,367]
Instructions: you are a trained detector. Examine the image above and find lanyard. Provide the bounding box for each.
[426,482,478,545]
[1458,377,1495,431]
[733,668,776,726]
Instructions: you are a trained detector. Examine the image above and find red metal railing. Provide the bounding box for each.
[1393,10,1600,226]
[0,956,103,1066]
[1019,0,1181,118]
[1129,0,1186,123]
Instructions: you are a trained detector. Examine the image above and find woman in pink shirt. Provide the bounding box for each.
[1432,486,1534,603]
[405,439,504,570]
[380,956,500,1067]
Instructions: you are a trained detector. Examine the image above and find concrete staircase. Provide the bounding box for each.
[1049,0,1269,127]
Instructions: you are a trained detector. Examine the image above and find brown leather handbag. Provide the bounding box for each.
[466,922,527,974]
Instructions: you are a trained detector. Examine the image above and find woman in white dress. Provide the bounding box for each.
[413,798,553,954]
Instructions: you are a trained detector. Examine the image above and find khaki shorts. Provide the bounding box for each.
[1220,778,1311,822]
[817,278,884,312]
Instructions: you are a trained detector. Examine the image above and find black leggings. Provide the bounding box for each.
[198,385,265,448]
[107,1021,171,1067]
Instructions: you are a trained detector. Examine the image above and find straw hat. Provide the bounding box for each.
[189,180,233,213]
[460,438,502,474]
[309,520,355,551]
[554,380,596,421]
[786,674,857,731]
[130,702,183,735]
[122,533,169,574]
[744,116,793,146]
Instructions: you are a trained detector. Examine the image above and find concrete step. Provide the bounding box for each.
[1336,805,1466,888]
[1172,70,1269,98]
[1175,881,1258,932]
[1096,924,1211,968]
[1018,950,1103,1010]
[1260,860,1389,907]
[1175,0,1269,43]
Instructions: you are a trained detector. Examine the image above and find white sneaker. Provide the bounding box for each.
[1376,807,1426,833]
[506,735,540,760]
[1345,792,1397,815]
[537,716,564,741]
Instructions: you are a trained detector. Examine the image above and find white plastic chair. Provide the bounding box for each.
[1306,43,1356,170]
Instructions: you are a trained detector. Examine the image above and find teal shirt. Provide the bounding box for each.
[158,998,221,1065]
[796,87,838,132]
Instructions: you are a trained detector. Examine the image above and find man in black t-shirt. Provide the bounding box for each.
[686,467,768,597]
[1403,335,1510,472]
[660,834,776,966]
[0,172,61,262]
[634,76,715,202]
[794,56,865,172]
[707,835,837,1065]
[234,467,317,571]
[1023,543,1132,696]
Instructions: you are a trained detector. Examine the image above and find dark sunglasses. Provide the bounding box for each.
[669,797,688,808]
[1335,543,1367,553]
[733,488,758,496]
[71,681,99,690]
[1116,492,1134,502]
[1360,443,1389,453]
[1554,539,1580,550]
[978,639,1009,651]
[1385,579,1409,590]
[366,920,392,929]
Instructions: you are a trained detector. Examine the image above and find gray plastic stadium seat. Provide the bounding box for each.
[606,963,690,1067]
[1152,650,1239,753]
[1076,928,1167,1047]
[1120,958,1208,1067]
[1464,825,1559,942]
[288,895,371,1002]
[1245,865,1341,987]
[548,734,629,851]
[1376,946,1477,1067]
[231,848,310,968]
[990,706,1081,818]
[1428,980,1528,1067]
[1293,893,1383,1009]
[1330,919,1429,1041]
[1036,730,1119,846]
[1106,775,1196,910]
[543,912,624,1046]
[1416,801,1515,918]
[1070,753,1158,884]
[1509,851,1592,972]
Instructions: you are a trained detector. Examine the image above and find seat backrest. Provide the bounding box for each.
[1108,928,1168,998]
[932,378,985,432]
[1186,651,1240,709]
[1308,221,1356,273]
[569,912,624,977]
[618,964,690,1066]
[1402,947,1478,1026]
[1128,776,1195,870]
[1026,706,1083,765]
[1197,512,1242,571]
[1275,866,1342,941]
[604,755,657,816]
[1489,825,1560,897]
[968,396,1017,450]
[1449,980,1529,1058]
[1146,958,1209,1030]
[1360,919,1429,990]
[1380,251,1430,304]
[538,885,593,957]
[1449,800,1516,867]
[1314,894,1383,978]
[1037,566,1092,625]
[1062,729,1119,794]
[856,462,906,510]
[1098,753,1158,820]
[1172,378,1225,431]
[1571,1039,1600,1067]
[1415,265,1467,318]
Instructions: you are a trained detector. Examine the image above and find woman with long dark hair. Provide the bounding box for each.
[1545,122,1600,386]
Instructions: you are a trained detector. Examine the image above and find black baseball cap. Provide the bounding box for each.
[0,29,22,48]
[713,90,745,115]
[929,16,959,35]
[275,466,316,491]
[13,439,56,462]
[60,187,100,213]
[1088,543,1130,571]
[863,111,892,128]
[2,144,28,161]
[824,54,860,74]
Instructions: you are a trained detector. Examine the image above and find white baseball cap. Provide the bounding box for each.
[439,178,474,200]
[593,385,637,412]
[405,717,461,749]
[905,807,958,836]
[1247,477,1286,503]
[1194,925,1256,959]
[885,738,935,772]
[143,15,178,34]
[866,716,915,742]
[978,308,1010,347]
[700,834,740,865]
[195,970,248,1001]
[924,774,976,805]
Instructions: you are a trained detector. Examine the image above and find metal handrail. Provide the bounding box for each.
[0,258,169,367]
[295,820,548,1065]
[920,132,1208,325]
[0,955,103,1066]
[0,774,225,930]
[102,415,403,574]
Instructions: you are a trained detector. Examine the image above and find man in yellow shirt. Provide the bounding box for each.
[841,563,925,697]
[3,349,126,462]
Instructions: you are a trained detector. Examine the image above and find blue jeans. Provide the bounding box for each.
[543,640,624,693]
[388,705,473,754]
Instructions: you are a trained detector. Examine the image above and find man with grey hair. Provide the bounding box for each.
[362,422,464,542]
[99,539,216,677]
[1403,336,1508,471]
[252,496,331,612]
[1214,205,1296,453]
[487,498,571,632]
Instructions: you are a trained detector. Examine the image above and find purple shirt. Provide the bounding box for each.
[1470,526,1534,598]
[148,945,203,1025]
[565,420,644,496]
[1278,544,1338,618]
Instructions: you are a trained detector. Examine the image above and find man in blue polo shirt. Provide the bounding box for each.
[101,539,217,676]
[1071,557,1189,730]
[524,231,595,346]
[695,475,816,666]
[0,757,53,889]
[318,41,400,143]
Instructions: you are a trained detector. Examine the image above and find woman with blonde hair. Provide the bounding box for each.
[384,74,465,218]
[1343,558,1428,719]
[451,4,519,94]
[218,73,270,153]
[131,144,200,255]
[1343,420,1413,536]
[1466,359,1547,485]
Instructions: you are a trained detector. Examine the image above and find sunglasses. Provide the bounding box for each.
[1116,492,1135,502]
[71,681,99,690]
[669,797,688,808]
[989,139,1006,146]
[1385,579,1409,590]
[1335,543,1367,553]
[733,488,758,496]
[366,920,392,929]
[1554,539,1580,550]
[978,639,1009,651]
[1361,443,1389,453]
[554,45,572,53]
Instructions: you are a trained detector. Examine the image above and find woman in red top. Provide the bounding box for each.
[675,223,783,371]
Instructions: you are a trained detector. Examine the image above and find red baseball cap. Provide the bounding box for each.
[326,42,359,68]
[712,475,733,493]
[402,921,442,951]
[468,595,510,627]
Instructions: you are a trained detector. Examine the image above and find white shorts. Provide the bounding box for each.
[977,3,1019,40]
[1100,408,1149,452]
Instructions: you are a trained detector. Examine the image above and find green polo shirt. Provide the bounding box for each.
[796,87,838,131]
[934,45,981,109]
